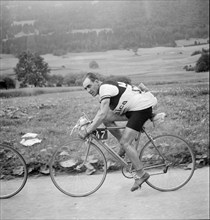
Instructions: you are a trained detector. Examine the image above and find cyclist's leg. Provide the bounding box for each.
[103,110,127,156]
[103,109,127,141]
[120,127,150,191]
[121,108,153,191]
[120,127,144,171]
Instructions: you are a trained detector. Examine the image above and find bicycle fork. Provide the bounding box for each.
[75,139,92,170]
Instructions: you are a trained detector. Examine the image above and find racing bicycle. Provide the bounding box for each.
[49,112,195,197]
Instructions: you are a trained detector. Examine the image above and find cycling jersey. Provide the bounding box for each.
[99,80,157,115]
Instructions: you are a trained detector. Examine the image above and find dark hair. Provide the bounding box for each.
[84,72,99,82]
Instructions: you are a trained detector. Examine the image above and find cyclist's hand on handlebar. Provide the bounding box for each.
[78,127,89,139]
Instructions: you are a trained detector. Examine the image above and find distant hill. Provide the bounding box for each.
[0,0,209,55]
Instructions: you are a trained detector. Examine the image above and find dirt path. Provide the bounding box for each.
[1,167,209,220]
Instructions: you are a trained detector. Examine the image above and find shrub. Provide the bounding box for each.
[53,49,66,56]
[202,48,209,53]
[64,75,77,86]
[19,82,27,88]
[89,60,99,69]
[183,65,195,71]
[191,50,201,56]
[4,77,16,89]
[48,74,64,86]
[195,53,209,72]
[0,76,16,89]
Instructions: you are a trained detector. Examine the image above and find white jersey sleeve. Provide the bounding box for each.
[99,84,119,102]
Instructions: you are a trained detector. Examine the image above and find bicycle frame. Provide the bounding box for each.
[72,112,172,175]
[85,125,168,173]
[91,137,129,167]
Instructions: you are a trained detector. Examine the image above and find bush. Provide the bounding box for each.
[0,76,16,89]
[19,82,27,88]
[195,53,209,72]
[56,83,62,87]
[89,60,99,69]
[48,74,64,86]
[183,65,195,71]
[191,50,201,56]
[202,48,209,53]
[4,77,16,89]
[53,49,67,56]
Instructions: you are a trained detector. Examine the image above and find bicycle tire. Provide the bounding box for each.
[50,138,107,197]
[0,144,28,199]
[139,134,195,192]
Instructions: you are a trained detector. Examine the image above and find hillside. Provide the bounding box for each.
[0,0,209,55]
[0,42,209,86]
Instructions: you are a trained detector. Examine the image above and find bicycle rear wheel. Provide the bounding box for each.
[0,144,28,199]
[50,138,107,197]
[139,135,195,191]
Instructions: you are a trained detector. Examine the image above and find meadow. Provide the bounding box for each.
[0,38,209,80]
[0,40,209,174]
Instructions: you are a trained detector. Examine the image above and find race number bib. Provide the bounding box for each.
[93,128,108,140]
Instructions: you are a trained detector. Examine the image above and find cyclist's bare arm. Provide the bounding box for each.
[138,83,149,92]
[86,98,110,133]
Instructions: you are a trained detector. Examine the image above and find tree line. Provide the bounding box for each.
[1,24,208,55]
[0,0,209,55]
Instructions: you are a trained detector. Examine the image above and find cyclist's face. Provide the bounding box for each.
[83,77,99,97]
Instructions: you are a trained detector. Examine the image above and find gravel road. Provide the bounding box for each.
[1,167,209,220]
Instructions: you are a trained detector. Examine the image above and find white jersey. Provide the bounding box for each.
[99,81,157,115]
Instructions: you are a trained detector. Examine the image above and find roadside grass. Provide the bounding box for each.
[0,86,83,98]
[0,80,209,175]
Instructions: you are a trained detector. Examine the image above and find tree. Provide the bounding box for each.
[195,53,209,72]
[14,51,51,87]
[4,76,16,89]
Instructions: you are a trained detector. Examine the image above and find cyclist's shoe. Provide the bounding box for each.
[130,172,150,192]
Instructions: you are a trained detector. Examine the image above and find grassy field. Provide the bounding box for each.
[0,38,209,81]
[0,40,209,174]
[0,86,83,98]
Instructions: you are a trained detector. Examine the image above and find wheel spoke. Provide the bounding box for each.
[139,135,195,191]
[50,139,107,197]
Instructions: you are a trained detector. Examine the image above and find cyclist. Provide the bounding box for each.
[79,72,157,192]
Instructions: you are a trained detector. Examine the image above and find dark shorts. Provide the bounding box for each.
[125,107,153,132]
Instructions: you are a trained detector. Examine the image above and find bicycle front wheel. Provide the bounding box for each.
[0,144,28,199]
[50,138,107,197]
[139,135,195,192]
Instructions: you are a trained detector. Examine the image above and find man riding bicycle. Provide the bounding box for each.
[79,72,157,192]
